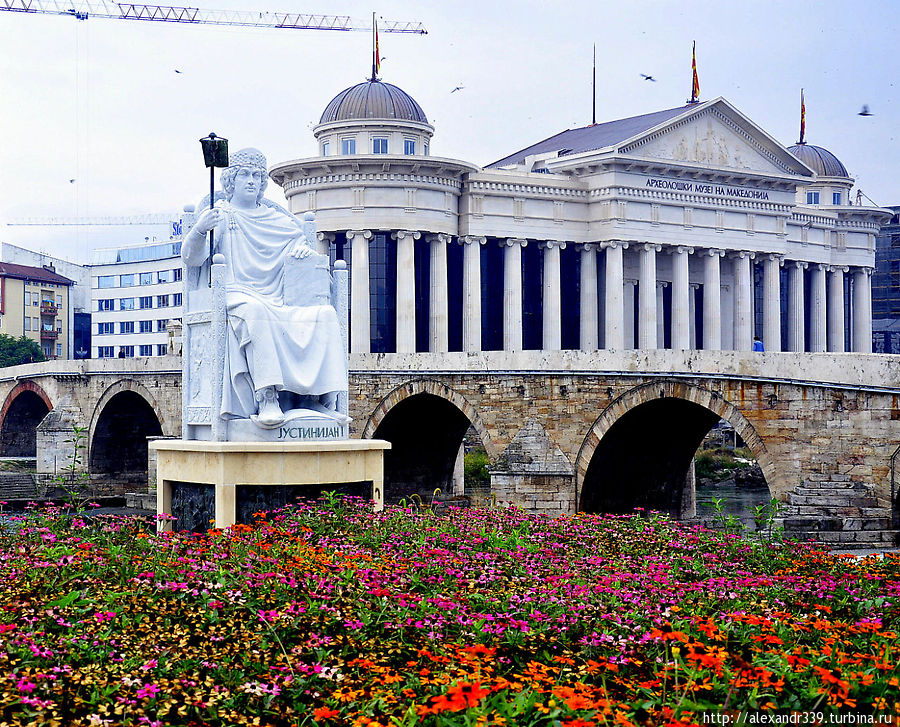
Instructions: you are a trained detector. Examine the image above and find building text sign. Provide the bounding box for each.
[645,177,770,201]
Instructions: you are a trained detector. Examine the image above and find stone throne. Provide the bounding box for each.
[179,204,350,442]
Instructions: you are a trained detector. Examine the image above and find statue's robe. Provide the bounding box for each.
[184,200,346,419]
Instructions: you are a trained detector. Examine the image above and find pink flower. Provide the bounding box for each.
[140,659,158,671]
[16,677,37,693]
[258,609,279,623]
[136,683,161,699]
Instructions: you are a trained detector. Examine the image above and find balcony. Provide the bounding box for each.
[40,302,58,316]
[40,328,59,340]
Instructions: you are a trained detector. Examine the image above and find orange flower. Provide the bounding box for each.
[313,706,340,721]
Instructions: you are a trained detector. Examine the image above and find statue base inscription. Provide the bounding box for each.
[230,412,348,442]
[152,438,390,531]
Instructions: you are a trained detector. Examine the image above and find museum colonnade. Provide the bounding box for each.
[315,230,873,355]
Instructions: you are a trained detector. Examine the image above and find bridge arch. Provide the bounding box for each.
[575,379,776,516]
[362,379,494,502]
[89,380,166,482]
[0,381,53,457]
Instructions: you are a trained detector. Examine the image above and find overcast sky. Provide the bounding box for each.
[1,0,898,264]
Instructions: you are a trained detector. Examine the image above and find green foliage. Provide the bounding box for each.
[0,333,45,368]
[695,446,752,482]
[463,448,490,490]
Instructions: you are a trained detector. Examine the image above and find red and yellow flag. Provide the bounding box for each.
[374,18,381,75]
[690,41,700,103]
[799,89,806,144]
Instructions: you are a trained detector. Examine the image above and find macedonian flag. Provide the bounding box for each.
[690,41,700,103]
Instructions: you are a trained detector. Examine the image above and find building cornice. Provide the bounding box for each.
[271,155,477,189]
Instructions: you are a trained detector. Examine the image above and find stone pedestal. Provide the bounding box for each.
[152,439,390,532]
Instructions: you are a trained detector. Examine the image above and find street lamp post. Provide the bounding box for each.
[199,132,229,285]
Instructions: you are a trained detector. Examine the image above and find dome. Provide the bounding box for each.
[319,80,428,125]
[787,143,849,178]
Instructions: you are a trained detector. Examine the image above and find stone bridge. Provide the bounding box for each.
[2,351,899,545]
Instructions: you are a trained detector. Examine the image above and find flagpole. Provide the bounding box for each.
[592,44,596,125]
[799,89,806,144]
[371,11,376,81]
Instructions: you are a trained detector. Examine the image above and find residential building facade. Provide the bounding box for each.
[0,262,73,359]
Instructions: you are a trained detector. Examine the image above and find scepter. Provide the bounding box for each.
[199,132,229,286]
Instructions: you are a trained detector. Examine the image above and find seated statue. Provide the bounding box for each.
[182,147,348,428]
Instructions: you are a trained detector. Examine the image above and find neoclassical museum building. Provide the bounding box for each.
[270,79,890,356]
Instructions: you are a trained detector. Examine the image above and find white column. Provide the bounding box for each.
[393,230,421,353]
[459,235,485,352]
[763,254,782,352]
[315,231,335,257]
[541,240,563,351]
[852,267,873,353]
[671,246,692,350]
[346,229,372,354]
[638,243,660,349]
[502,238,526,351]
[702,249,724,350]
[624,279,637,349]
[428,233,450,353]
[579,244,599,350]
[827,266,847,352]
[787,261,807,353]
[656,281,668,348]
[603,241,628,349]
[732,252,753,351]
[810,263,827,352]
[689,283,700,349]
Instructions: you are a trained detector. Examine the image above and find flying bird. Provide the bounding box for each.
[858,104,873,116]
[451,85,465,93]
[68,179,75,183]
[640,74,657,82]
[174,69,183,74]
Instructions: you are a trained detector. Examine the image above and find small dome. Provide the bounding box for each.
[787,143,849,178]
[320,80,428,124]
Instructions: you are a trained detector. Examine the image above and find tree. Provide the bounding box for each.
[0,334,46,368]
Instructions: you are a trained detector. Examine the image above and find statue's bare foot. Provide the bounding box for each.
[256,386,285,427]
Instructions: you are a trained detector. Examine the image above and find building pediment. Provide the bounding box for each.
[618,98,813,178]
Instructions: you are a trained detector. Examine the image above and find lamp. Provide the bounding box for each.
[199,133,229,286]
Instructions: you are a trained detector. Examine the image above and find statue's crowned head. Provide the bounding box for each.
[221,147,269,204]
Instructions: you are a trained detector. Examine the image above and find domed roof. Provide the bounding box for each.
[787,143,849,178]
[320,80,428,125]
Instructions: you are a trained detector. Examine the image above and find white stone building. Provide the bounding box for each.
[90,239,184,359]
[271,80,890,356]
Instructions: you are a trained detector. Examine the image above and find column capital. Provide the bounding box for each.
[764,253,784,265]
[789,260,809,270]
[316,231,336,244]
[624,278,638,287]
[345,229,372,241]
[581,242,598,252]
[702,248,726,257]
[458,235,487,246]
[500,238,527,248]
[600,240,629,250]
[855,266,875,277]
[827,265,849,274]
[720,284,731,292]
[640,243,662,253]
[656,280,669,289]
[811,262,827,271]
[689,282,701,290]
[540,240,566,250]
[729,250,756,260]
[671,245,695,255]
[426,232,452,245]
[392,230,421,242]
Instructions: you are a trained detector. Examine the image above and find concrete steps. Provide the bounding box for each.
[0,472,38,500]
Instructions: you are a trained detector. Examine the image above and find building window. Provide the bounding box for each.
[322,141,330,156]
[372,137,388,154]
[139,320,152,333]
[833,192,842,205]
[157,319,169,332]
[172,293,182,306]
[119,346,134,358]
[404,139,416,155]
[139,344,153,357]
[157,343,168,356]
[807,191,820,204]
[424,143,429,156]
[56,343,63,357]
[98,346,114,358]
[140,296,153,309]
[97,275,116,288]
[24,317,30,331]
[97,322,114,335]
[120,298,135,311]
[173,268,183,282]
[120,321,134,334]
[56,294,62,306]
[157,270,172,283]
[157,295,169,308]
[98,299,114,312]
[139,272,153,285]
[120,273,135,287]
[341,138,356,155]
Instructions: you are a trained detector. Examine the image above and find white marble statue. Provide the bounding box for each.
[182,148,348,428]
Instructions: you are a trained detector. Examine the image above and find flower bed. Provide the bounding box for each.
[0,498,898,726]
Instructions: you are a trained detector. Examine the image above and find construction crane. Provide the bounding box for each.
[0,0,427,33]
[6,213,177,226]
